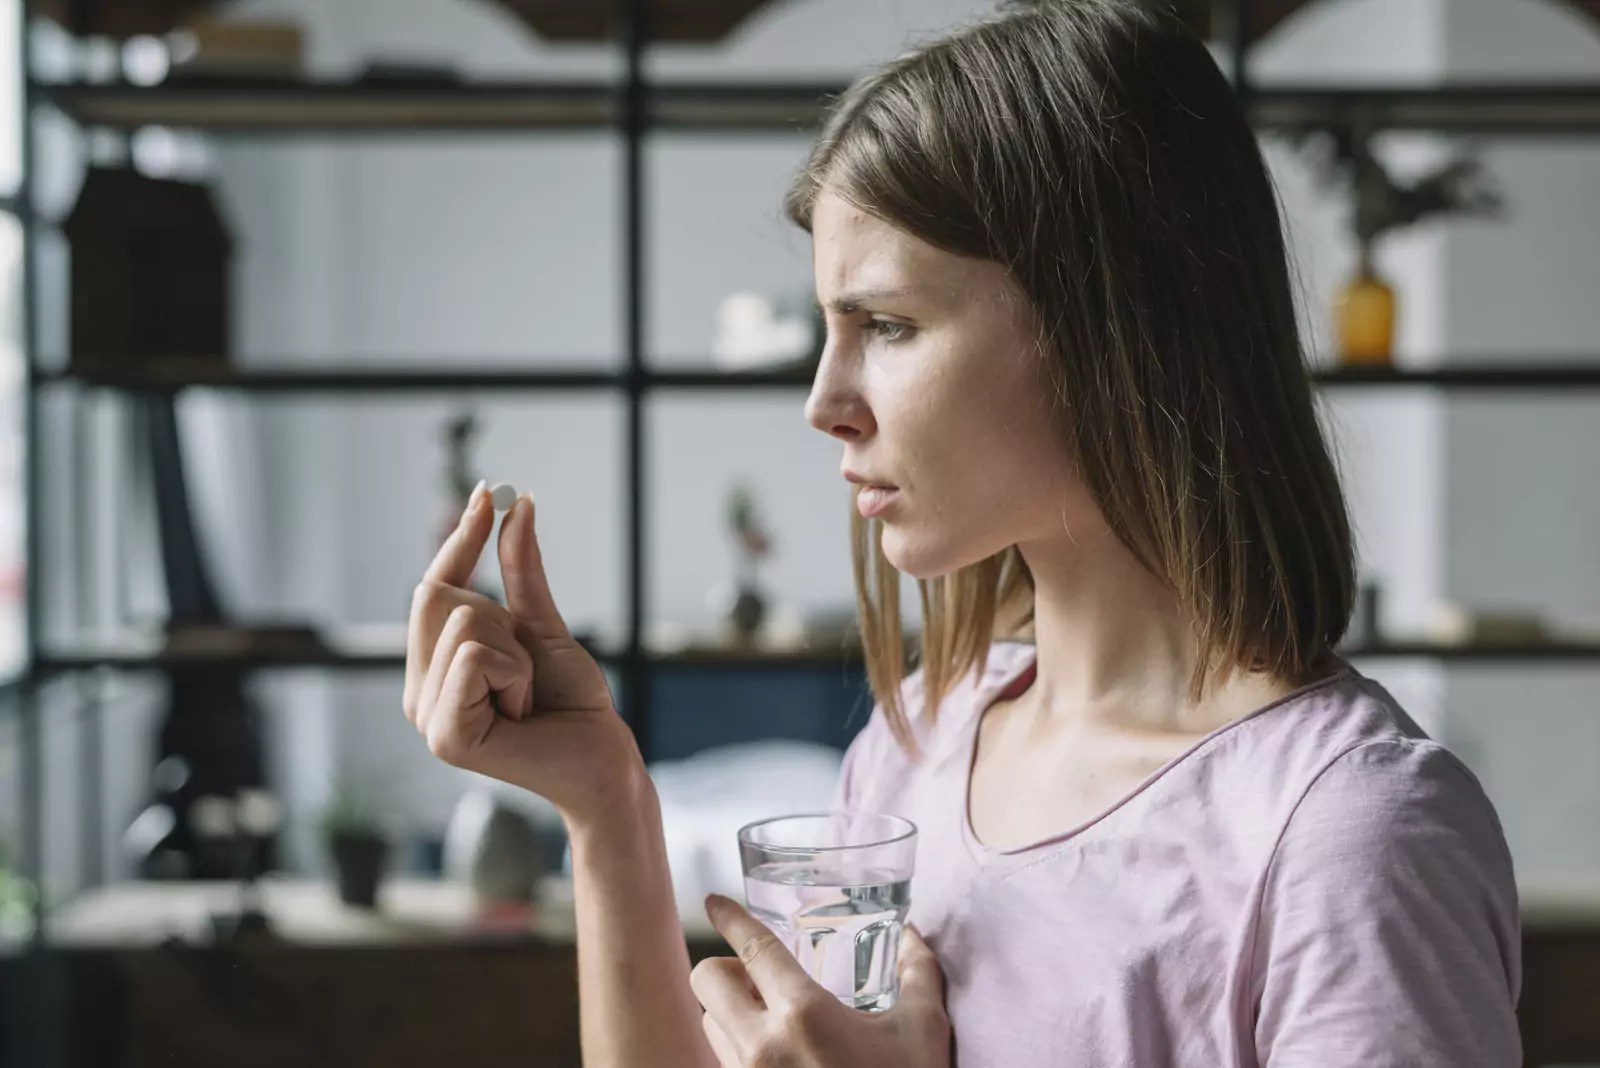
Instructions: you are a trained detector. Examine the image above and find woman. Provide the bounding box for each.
[403,1,1522,1065]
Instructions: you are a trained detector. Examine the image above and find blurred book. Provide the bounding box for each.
[168,17,305,79]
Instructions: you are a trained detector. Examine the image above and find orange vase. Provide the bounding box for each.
[1335,256,1395,365]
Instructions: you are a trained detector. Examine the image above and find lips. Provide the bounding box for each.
[843,469,899,518]
[854,484,899,519]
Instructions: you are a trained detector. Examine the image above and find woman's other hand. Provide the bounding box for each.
[691,894,953,1068]
[404,483,643,832]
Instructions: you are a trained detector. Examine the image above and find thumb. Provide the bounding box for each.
[894,924,946,1009]
[497,494,570,638]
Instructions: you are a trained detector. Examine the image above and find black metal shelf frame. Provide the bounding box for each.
[29,639,1600,675]
[30,360,1600,393]
[30,78,1600,136]
[13,1,1600,948]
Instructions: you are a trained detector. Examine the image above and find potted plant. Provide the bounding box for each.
[319,781,390,910]
[1300,126,1502,364]
[0,835,38,944]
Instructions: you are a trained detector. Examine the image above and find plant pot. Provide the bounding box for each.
[328,831,389,910]
[729,584,766,644]
[1335,261,1395,365]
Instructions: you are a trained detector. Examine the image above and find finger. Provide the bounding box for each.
[425,642,532,767]
[423,482,494,588]
[497,494,571,639]
[420,606,532,729]
[705,894,811,1004]
[690,957,763,1035]
[701,1012,740,1068]
[405,586,518,723]
[893,924,947,1011]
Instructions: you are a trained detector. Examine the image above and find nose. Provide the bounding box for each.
[805,345,874,442]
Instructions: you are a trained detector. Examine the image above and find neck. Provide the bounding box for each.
[1014,530,1285,735]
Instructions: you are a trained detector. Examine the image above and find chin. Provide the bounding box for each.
[879,523,976,581]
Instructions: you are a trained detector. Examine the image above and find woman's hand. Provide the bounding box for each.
[404,483,643,831]
[691,895,952,1068]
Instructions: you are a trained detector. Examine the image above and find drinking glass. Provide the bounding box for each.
[738,812,917,1011]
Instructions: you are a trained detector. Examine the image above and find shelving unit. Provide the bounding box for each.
[9,1,1600,962]
[32,359,1600,394]
[31,77,1600,135]
[30,634,1600,674]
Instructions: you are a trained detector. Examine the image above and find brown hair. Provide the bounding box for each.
[785,0,1356,755]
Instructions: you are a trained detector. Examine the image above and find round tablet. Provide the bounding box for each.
[490,483,519,512]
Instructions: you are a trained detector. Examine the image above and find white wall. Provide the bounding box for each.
[1433,0,1600,877]
[11,0,1599,890]
[1250,0,1453,740]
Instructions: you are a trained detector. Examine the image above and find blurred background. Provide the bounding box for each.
[0,0,1597,1064]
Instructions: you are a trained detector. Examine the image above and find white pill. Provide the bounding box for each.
[490,483,519,512]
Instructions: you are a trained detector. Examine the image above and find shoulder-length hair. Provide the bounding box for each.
[784,0,1355,755]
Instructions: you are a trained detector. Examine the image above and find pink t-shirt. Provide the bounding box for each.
[833,641,1522,1067]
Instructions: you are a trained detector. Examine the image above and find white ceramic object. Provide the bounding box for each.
[443,789,545,906]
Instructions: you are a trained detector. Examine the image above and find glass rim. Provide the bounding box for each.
[736,811,917,854]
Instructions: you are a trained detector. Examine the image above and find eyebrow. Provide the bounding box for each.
[822,286,919,314]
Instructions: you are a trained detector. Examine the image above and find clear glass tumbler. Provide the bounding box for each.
[738,812,917,1012]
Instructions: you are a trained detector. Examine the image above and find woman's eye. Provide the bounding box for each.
[863,319,913,343]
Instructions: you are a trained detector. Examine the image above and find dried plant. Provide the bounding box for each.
[1297,125,1503,249]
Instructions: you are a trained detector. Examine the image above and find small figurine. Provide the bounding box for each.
[725,482,773,644]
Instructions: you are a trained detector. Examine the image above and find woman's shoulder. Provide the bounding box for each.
[1238,668,1515,896]
[1249,680,1522,1063]
[1229,667,1476,796]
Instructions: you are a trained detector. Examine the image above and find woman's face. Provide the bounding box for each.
[805,190,1098,579]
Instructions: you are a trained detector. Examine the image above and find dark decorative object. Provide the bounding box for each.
[27,0,214,37]
[321,783,390,910]
[1348,580,1383,647]
[723,483,772,644]
[1297,127,1501,364]
[119,392,277,881]
[1166,0,1309,43]
[481,0,783,42]
[445,410,481,517]
[64,167,234,373]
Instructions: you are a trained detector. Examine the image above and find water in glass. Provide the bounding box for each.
[744,859,911,1012]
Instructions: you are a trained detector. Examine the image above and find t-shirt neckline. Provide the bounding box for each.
[957,646,1355,869]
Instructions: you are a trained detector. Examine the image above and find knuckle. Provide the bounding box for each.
[411,580,447,617]
[456,640,494,669]
[691,956,740,991]
[738,932,782,969]
[780,991,827,1034]
[409,580,432,610]
[747,1036,791,1068]
[445,602,477,632]
[687,958,717,1001]
[425,722,470,766]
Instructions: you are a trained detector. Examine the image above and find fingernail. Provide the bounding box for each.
[705,893,728,912]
